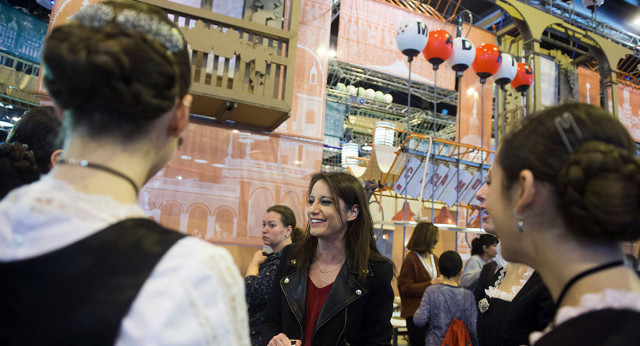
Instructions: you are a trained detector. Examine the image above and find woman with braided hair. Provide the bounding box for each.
[483,102,640,345]
[0,1,249,345]
[0,142,41,199]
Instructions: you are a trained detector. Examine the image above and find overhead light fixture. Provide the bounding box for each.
[392,202,416,222]
[341,142,359,168]
[374,121,395,146]
[433,206,456,228]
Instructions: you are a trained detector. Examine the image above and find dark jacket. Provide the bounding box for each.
[261,253,394,345]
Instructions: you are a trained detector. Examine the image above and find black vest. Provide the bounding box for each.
[0,218,185,346]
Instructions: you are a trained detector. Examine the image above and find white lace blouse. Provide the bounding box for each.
[529,289,640,344]
[484,266,535,302]
[0,176,250,345]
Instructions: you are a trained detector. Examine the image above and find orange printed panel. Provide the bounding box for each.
[457,77,493,151]
[273,0,331,141]
[140,122,323,246]
[337,0,457,90]
[456,27,497,152]
[577,66,600,107]
[616,84,640,142]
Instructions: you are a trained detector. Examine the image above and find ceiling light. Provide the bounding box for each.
[433,206,456,228]
[392,202,416,222]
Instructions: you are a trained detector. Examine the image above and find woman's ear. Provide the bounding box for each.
[169,94,192,137]
[346,204,359,222]
[50,149,63,168]
[515,169,535,215]
[285,225,293,238]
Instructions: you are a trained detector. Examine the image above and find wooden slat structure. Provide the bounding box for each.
[139,0,300,132]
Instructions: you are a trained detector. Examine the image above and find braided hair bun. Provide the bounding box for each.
[558,141,640,241]
[42,0,190,138]
[0,143,40,199]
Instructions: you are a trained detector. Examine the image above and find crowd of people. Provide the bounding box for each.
[1,1,639,345]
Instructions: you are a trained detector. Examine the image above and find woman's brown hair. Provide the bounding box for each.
[406,222,439,254]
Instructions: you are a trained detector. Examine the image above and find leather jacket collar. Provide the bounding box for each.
[279,259,370,338]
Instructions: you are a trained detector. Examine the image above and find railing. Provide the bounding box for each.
[0,51,40,109]
[138,0,299,132]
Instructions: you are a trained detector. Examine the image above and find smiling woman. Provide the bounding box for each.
[262,172,395,346]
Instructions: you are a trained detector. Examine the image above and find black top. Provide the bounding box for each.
[0,218,185,346]
[476,270,555,346]
[474,261,498,304]
[245,249,284,346]
[534,309,640,346]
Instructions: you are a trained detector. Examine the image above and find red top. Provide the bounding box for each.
[302,277,334,346]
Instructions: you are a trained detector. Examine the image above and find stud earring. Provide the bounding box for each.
[513,209,525,233]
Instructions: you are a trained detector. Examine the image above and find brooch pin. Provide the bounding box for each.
[478,298,490,313]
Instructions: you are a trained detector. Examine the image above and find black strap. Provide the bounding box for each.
[556,260,624,309]
[58,158,139,195]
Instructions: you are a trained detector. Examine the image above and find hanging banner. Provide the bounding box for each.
[616,84,640,142]
[337,0,456,90]
[273,0,331,140]
[456,26,497,153]
[577,66,600,106]
[141,122,322,246]
[540,56,558,107]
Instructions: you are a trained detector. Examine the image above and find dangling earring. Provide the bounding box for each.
[513,209,525,232]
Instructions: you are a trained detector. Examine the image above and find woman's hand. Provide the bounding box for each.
[431,275,444,285]
[268,333,301,346]
[245,250,268,277]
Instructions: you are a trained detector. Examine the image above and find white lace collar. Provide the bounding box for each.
[529,289,640,344]
[0,176,146,261]
[485,266,535,302]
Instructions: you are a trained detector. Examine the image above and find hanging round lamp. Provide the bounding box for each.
[395,18,429,60]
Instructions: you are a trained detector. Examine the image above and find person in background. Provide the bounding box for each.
[262,172,395,346]
[460,234,498,292]
[246,205,303,346]
[7,106,62,174]
[397,222,443,346]
[473,168,554,346]
[414,250,478,346]
[0,142,40,199]
[0,106,64,199]
[0,1,249,344]
[484,103,640,345]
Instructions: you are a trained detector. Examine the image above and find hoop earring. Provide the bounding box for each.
[513,209,525,233]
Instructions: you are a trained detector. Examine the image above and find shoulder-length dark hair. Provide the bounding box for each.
[291,172,390,283]
[471,234,498,256]
[406,222,439,254]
